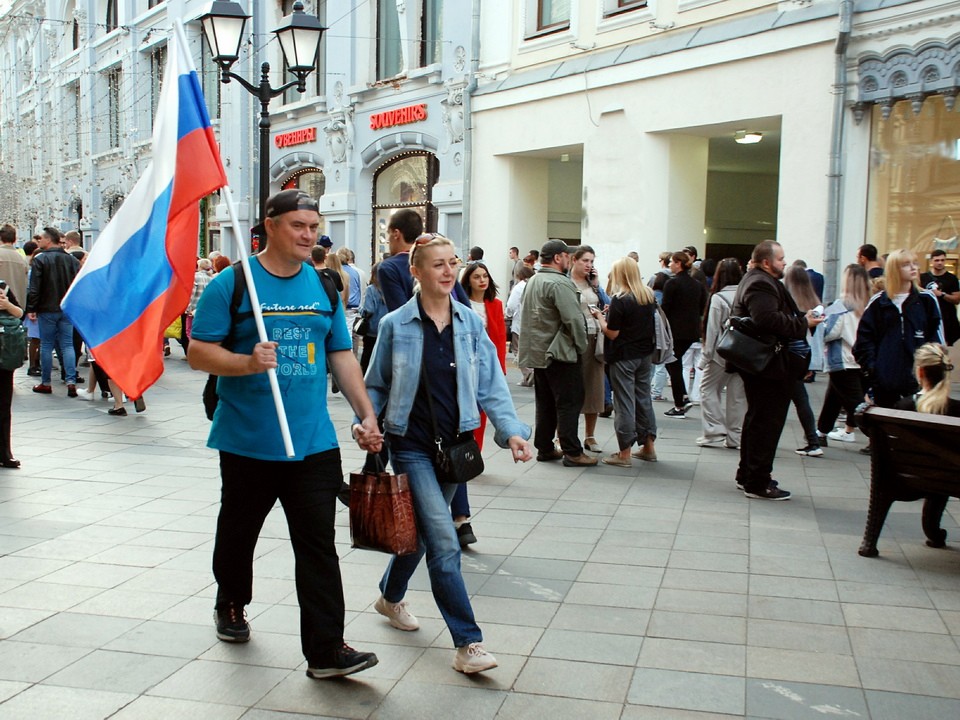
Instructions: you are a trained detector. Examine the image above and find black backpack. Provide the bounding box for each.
[202,261,342,420]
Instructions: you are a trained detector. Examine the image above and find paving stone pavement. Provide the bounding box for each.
[1,354,959,719]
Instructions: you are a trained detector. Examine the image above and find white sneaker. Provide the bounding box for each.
[827,428,856,443]
[452,642,498,674]
[374,596,419,631]
[77,390,95,402]
[696,436,726,448]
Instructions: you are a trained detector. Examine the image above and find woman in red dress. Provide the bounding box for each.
[453,262,507,546]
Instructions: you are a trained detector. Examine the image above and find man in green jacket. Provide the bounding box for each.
[518,240,596,467]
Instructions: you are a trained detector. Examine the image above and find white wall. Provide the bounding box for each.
[471,42,836,284]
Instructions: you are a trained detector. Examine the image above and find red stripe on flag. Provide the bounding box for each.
[167,126,226,293]
[92,282,191,398]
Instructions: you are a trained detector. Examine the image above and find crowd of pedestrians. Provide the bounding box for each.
[2,197,956,683]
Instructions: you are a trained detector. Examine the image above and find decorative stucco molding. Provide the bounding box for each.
[440,79,466,152]
[270,151,323,182]
[325,106,355,164]
[854,35,960,121]
[360,132,440,168]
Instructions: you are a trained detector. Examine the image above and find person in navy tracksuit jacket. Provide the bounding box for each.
[853,249,944,408]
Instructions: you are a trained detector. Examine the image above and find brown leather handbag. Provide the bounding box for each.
[349,454,419,556]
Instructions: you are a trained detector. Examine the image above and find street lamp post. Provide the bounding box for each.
[200,0,325,242]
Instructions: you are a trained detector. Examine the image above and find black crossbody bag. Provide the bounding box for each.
[419,348,484,484]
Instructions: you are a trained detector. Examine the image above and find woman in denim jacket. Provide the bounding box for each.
[361,234,532,675]
[815,264,871,445]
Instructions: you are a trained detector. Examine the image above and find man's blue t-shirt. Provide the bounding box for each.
[191,258,352,461]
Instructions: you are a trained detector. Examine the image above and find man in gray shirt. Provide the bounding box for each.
[519,240,595,467]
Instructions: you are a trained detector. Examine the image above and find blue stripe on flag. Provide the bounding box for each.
[178,71,212,141]
[71,184,175,347]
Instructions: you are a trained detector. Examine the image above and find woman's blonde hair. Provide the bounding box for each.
[409,233,455,270]
[915,343,954,415]
[883,248,919,300]
[608,257,655,305]
[324,252,350,303]
[409,233,455,293]
[840,263,871,315]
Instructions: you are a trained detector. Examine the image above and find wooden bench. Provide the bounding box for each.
[856,406,960,557]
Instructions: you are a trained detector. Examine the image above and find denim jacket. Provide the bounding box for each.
[364,295,531,448]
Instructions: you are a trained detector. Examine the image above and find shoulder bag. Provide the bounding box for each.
[716,316,781,375]
[0,313,25,371]
[352,312,370,337]
[420,347,484,484]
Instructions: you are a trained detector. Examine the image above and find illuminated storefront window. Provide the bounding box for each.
[866,96,960,272]
[371,152,439,262]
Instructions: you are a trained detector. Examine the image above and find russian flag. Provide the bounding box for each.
[63,24,227,400]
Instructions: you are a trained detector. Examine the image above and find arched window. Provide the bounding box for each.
[371,152,439,261]
[64,0,79,50]
[105,0,118,32]
[282,168,325,200]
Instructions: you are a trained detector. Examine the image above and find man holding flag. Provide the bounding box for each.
[188,189,383,679]
[65,24,381,679]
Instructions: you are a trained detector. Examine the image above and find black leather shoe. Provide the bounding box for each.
[536,450,563,462]
[1,458,20,469]
[457,523,478,547]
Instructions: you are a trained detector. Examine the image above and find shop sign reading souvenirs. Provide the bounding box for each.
[370,104,428,131]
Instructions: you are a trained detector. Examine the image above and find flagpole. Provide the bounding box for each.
[221,185,296,458]
[169,23,293,456]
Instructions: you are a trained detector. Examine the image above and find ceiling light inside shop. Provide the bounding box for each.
[734,130,763,144]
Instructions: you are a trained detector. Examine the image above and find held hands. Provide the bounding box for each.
[247,341,278,373]
[352,416,384,453]
[508,436,533,463]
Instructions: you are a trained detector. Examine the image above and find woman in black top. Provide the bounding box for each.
[661,251,707,418]
[591,258,657,467]
[854,249,944,408]
[0,283,23,467]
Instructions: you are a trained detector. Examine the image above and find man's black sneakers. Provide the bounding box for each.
[215,602,250,642]
[307,643,379,679]
[743,484,791,501]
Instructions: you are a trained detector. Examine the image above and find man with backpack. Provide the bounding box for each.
[187,190,382,680]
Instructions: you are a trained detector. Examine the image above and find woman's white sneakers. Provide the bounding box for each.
[827,428,856,443]
[453,642,498,674]
[374,596,420,631]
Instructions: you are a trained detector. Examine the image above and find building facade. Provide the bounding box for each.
[470,0,960,297]
[0,0,250,254]
[265,0,473,267]
[1,0,957,296]
[0,0,476,273]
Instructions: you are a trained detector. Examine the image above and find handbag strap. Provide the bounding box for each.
[362,451,385,474]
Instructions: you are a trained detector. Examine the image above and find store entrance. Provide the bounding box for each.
[703,120,782,267]
[371,152,439,264]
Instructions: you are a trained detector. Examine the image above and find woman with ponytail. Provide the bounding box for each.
[894,344,959,416]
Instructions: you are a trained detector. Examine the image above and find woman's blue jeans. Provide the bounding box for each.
[379,448,482,648]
